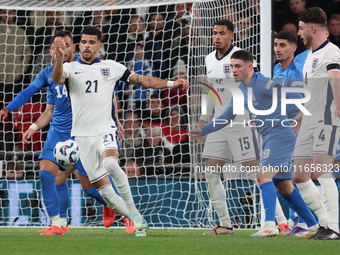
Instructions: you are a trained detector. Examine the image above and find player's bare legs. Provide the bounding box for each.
[293,158,330,230]
[203,158,234,235]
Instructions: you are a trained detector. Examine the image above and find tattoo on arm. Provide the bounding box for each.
[136,75,140,82]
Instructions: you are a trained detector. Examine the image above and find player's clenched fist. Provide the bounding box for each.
[174,78,189,90]
[0,108,10,121]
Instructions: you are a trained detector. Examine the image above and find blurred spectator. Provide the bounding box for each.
[119,111,143,166]
[135,126,171,175]
[0,9,31,100]
[125,42,158,117]
[6,157,24,179]
[32,11,67,55]
[328,14,340,49]
[283,0,306,25]
[123,159,141,178]
[0,9,32,154]
[116,15,146,63]
[142,93,165,128]
[222,6,238,25]
[164,3,187,46]
[94,25,109,60]
[92,10,110,26]
[29,10,71,32]
[236,15,259,62]
[281,21,306,55]
[163,105,190,164]
[32,25,66,78]
[162,59,188,112]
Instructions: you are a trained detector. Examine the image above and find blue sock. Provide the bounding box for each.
[283,188,317,227]
[109,175,120,196]
[55,183,70,218]
[260,182,277,222]
[292,185,306,225]
[39,170,59,217]
[84,187,107,206]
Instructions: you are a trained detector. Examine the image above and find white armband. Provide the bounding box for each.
[167,81,175,88]
[29,123,38,132]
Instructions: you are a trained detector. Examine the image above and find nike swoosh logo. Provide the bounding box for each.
[316,144,323,147]
[242,152,249,156]
[208,69,213,73]
[75,72,83,74]
[48,77,53,81]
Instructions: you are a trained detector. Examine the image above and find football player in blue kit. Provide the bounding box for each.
[190,49,319,237]
[0,30,125,235]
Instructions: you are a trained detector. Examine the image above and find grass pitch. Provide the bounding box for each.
[0,228,339,255]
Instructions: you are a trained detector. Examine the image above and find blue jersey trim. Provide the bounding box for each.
[79,57,101,65]
[312,39,329,53]
[215,44,234,61]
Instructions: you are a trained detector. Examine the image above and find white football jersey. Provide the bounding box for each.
[201,45,249,131]
[301,41,340,128]
[63,58,127,136]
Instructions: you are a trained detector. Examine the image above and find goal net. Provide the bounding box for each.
[0,0,262,229]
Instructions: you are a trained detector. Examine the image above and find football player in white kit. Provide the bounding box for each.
[294,7,340,240]
[52,26,189,236]
[199,19,262,235]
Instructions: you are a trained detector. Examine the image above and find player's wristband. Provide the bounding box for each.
[29,123,38,132]
[167,81,175,88]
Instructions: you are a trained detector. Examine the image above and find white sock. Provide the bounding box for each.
[60,217,67,228]
[298,222,308,229]
[296,179,329,227]
[205,172,231,228]
[98,184,130,217]
[50,214,62,228]
[275,198,287,225]
[264,221,276,228]
[318,174,339,232]
[103,156,137,213]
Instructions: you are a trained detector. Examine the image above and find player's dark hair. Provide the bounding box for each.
[81,26,102,42]
[150,93,161,100]
[231,50,254,63]
[50,30,73,48]
[275,30,298,45]
[298,7,327,27]
[214,19,234,33]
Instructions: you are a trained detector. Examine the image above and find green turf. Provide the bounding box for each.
[0,228,339,255]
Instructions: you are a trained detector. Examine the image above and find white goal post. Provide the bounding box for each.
[0,0,271,228]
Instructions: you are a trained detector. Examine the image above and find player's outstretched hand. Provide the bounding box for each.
[0,108,9,121]
[54,37,65,59]
[174,78,189,90]
[23,128,34,144]
[189,128,204,142]
[117,121,125,141]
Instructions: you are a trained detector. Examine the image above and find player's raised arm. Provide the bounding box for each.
[23,104,54,144]
[52,37,68,85]
[129,73,189,91]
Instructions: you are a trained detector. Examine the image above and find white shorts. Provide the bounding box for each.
[202,127,260,163]
[294,125,340,159]
[75,128,119,183]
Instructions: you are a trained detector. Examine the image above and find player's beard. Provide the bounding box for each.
[303,35,312,48]
[82,50,93,61]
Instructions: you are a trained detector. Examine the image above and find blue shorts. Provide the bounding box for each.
[39,127,88,177]
[259,126,296,182]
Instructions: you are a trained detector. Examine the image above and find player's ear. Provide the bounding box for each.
[72,43,76,52]
[292,44,297,52]
[98,42,103,50]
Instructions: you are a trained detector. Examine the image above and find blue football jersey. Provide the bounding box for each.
[273,58,303,119]
[201,72,299,137]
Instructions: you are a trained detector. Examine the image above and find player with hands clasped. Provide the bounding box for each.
[52,26,188,236]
